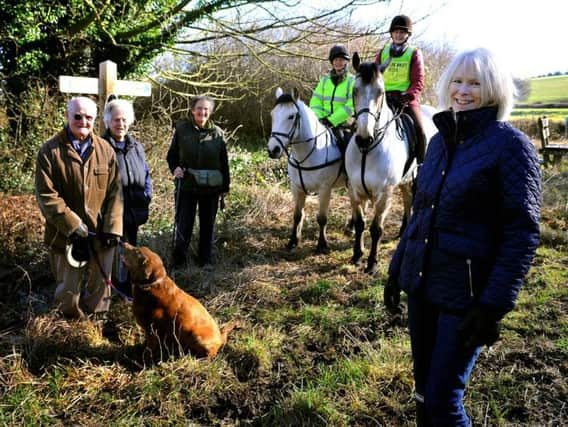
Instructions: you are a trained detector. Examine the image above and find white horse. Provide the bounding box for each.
[346,52,437,274]
[267,87,347,253]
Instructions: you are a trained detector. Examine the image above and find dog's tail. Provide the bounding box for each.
[220,319,240,345]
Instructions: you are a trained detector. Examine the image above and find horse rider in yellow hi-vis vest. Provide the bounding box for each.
[310,44,356,154]
[375,15,427,163]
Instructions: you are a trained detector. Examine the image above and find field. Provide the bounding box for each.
[511,108,568,122]
[0,138,567,425]
[525,74,568,105]
[511,74,568,139]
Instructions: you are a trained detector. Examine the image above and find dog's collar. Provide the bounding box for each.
[132,276,165,289]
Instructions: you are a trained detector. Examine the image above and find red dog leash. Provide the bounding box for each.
[87,233,133,303]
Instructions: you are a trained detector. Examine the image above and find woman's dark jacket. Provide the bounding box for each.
[388,107,541,318]
[166,119,230,195]
[103,131,152,226]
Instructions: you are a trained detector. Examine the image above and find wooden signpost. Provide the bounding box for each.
[59,60,152,132]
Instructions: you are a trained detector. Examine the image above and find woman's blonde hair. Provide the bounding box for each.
[436,48,515,121]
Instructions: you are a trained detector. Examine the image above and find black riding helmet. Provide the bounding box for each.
[329,45,350,62]
[389,15,413,34]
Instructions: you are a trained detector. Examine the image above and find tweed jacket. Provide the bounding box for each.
[388,107,541,317]
[35,129,123,250]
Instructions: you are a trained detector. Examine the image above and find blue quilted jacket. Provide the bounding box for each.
[388,107,541,318]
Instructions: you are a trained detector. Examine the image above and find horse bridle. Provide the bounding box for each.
[269,98,331,165]
[354,93,403,153]
[270,95,343,194]
[269,100,302,159]
[353,90,406,198]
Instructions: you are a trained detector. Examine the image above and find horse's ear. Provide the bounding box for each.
[352,52,361,72]
[378,56,392,74]
[275,87,283,99]
[290,87,298,101]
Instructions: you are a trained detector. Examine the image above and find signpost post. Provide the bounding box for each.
[59,60,151,132]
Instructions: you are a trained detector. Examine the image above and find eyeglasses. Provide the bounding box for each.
[73,114,94,122]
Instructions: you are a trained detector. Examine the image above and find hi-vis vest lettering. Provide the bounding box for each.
[380,44,415,92]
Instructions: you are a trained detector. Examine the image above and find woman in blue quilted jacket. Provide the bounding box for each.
[384,48,541,426]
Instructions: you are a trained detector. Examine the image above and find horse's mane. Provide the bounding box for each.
[357,62,379,85]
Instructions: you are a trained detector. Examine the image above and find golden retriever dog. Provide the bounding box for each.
[121,242,236,360]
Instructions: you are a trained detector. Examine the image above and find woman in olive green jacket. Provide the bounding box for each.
[166,95,230,269]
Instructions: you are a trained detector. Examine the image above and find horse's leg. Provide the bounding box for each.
[287,189,306,251]
[398,182,413,237]
[365,187,395,275]
[316,188,332,254]
[350,200,365,266]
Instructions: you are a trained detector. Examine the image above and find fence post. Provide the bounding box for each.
[538,116,550,166]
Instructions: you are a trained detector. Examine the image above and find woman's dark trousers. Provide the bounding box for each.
[407,291,482,426]
[173,192,219,266]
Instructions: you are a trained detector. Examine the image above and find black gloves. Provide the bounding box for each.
[70,235,90,262]
[383,276,401,314]
[73,222,89,238]
[320,118,333,128]
[99,233,120,248]
[457,305,502,352]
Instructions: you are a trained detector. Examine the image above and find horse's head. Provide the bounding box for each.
[352,52,391,148]
[267,87,302,159]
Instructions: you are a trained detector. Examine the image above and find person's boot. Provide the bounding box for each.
[415,129,426,164]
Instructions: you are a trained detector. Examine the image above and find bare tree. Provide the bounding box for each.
[145,1,456,136]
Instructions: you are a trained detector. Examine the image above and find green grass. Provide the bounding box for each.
[526,75,568,104]
[1,141,567,426]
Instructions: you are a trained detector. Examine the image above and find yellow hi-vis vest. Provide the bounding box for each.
[309,73,355,127]
[380,44,415,92]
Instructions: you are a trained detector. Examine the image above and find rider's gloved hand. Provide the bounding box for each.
[320,118,333,128]
[400,92,413,104]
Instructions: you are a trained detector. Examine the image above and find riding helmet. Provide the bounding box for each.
[329,45,350,62]
[389,15,413,34]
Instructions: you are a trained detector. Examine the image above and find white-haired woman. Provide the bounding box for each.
[384,48,541,426]
[102,98,152,296]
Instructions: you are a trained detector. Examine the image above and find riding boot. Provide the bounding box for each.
[332,128,346,155]
[415,129,426,164]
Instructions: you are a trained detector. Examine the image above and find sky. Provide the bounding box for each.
[353,0,568,79]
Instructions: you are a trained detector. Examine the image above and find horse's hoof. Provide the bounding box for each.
[350,256,363,266]
[286,242,298,251]
[364,263,378,275]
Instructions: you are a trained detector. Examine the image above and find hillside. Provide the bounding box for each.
[526,75,568,105]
